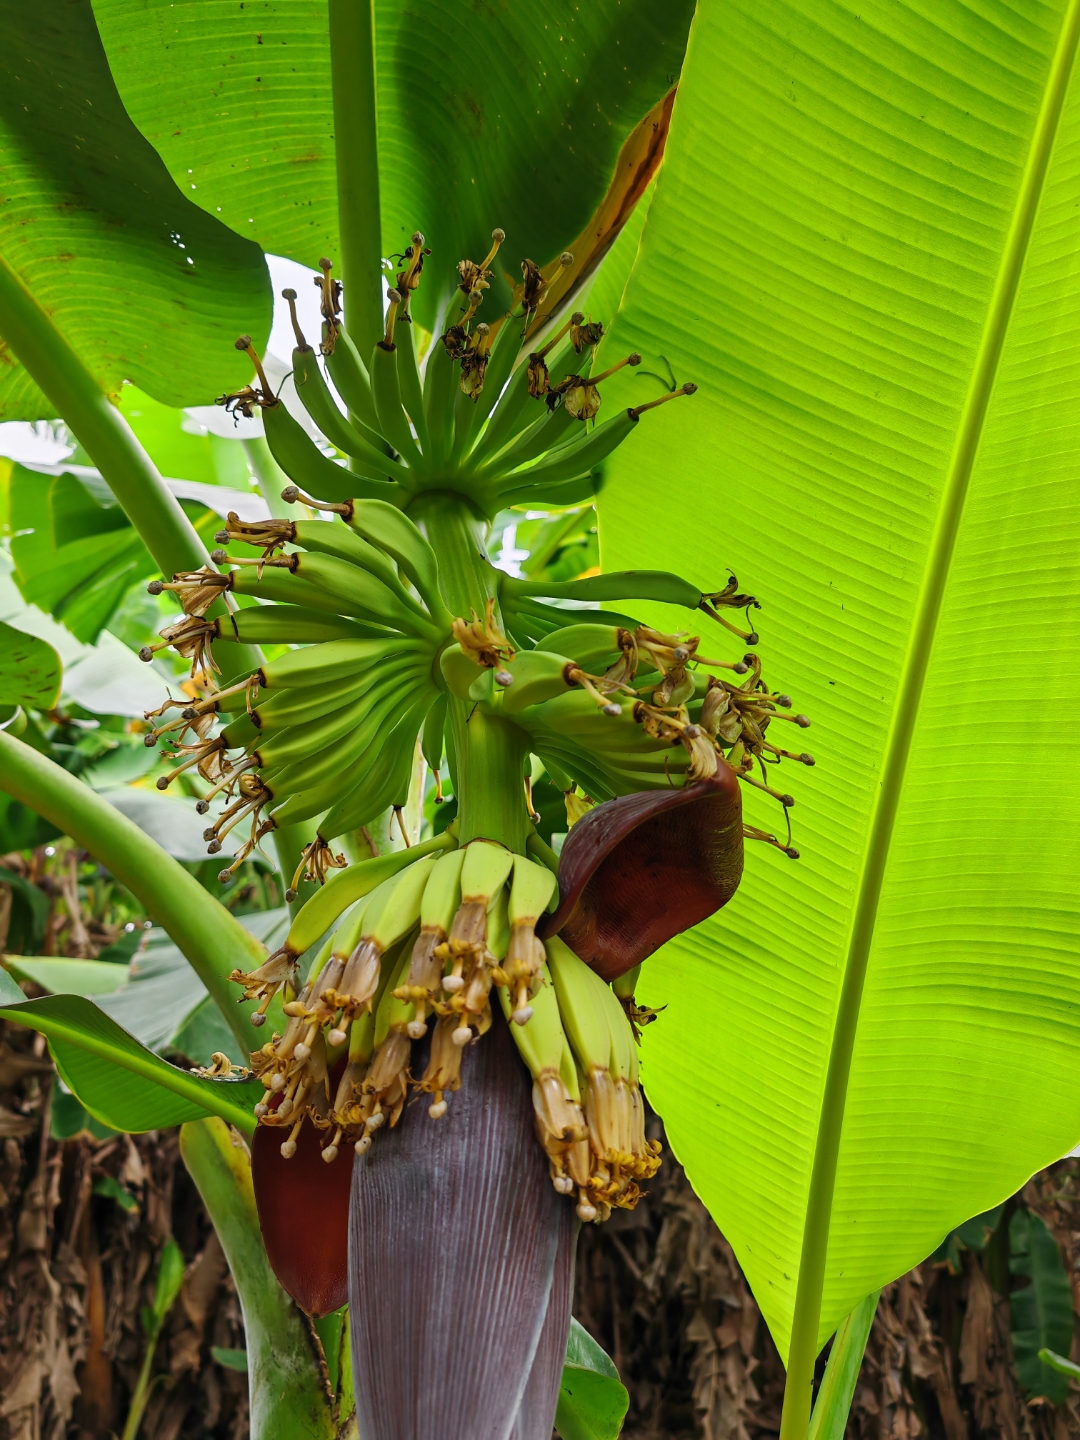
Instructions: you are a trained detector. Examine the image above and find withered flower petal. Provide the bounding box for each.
[251,1111,352,1316]
[540,767,744,981]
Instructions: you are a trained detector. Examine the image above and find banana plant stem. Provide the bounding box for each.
[0,253,262,679]
[0,730,265,1054]
[0,254,204,577]
[243,435,302,519]
[180,1119,339,1440]
[328,0,383,359]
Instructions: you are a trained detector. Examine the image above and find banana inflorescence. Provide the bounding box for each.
[138,225,812,1222]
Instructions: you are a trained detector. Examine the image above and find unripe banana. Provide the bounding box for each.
[503,854,558,1023]
[503,566,702,612]
[497,650,578,715]
[420,693,447,775]
[323,322,382,435]
[439,643,482,701]
[491,408,638,497]
[393,847,465,1038]
[222,605,383,647]
[498,969,592,1200]
[394,319,431,455]
[370,341,424,470]
[263,393,408,495]
[260,637,429,689]
[283,551,441,638]
[228,562,391,619]
[347,499,448,622]
[326,852,439,1049]
[255,669,417,771]
[317,692,433,840]
[290,520,433,623]
[292,344,386,459]
[547,935,610,1075]
[277,833,455,963]
[251,672,377,732]
[534,624,625,671]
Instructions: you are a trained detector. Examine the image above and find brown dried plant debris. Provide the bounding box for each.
[0,1020,248,1440]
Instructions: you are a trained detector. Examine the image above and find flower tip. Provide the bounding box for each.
[553,1176,574,1194]
[280,1140,297,1159]
[512,1006,534,1026]
[745,631,760,646]
[327,1027,347,1047]
[576,1201,598,1222]
[602,703,622,717]
[321,1144,339,1163]
[139,646,154,663]
[428,1099,448,1120]
[407,1020,427,1040]
[234,335,252,351]
[250,1011,267,1027]
[442,975,464,993]
[795,714,811,728]
[146,580,163,595]
[281,485,300,504]
[452,1025,472,1048]
[493,227,506,242]
[284,887,298,902]
[293,1042,311,1062]
[355,1135,372,1155]
[155,776,169,790]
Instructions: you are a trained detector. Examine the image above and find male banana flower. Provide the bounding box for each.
[138,227,810,1439]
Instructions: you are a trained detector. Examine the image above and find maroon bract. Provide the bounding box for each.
[540,765,744,981]
[251,1115,351,1316]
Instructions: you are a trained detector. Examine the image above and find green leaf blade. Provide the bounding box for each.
[0,621,61,710]
[0,973,260,1135]
[0,0,270,417]
[599,0,1080,1370]
[90,0,694,325]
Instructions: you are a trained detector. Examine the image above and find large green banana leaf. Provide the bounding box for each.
[0,0,270,418]
[90,0,694,325]
[599,0,1080,1364]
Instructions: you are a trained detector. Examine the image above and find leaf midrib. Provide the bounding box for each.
[787,0,1080,1371]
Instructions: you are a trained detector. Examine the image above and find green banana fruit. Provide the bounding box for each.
[276,833,455,962]
[370,340,424,470]
[492,408,638,496]
[394,319,431,454]
[263,394,407,495]
[251,671,379,731]
[260,637,429,689]
[497,649,577,715]
[221,605,384,647]
[317,692,434,840]
[292,343,385,459]
[346,499,448,621]
[504,567,702,611]
[288,520,434,623]
[322,322,383,436]
[392,847,466,1038]
[276,551,440,637]
[503,853,558,1023]
[535,624,625,671]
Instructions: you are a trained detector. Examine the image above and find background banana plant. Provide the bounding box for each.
[2,1,1080,1438]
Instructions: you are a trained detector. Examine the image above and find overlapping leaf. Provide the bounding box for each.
[91,0,694,325]
[600,0,1080,1359]
[0,0,271,419]
[0,967,259,1133]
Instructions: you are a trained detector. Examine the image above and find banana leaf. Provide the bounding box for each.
[599,0,1080,1374]
[0,0,270,417]
[90,0,695,326]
